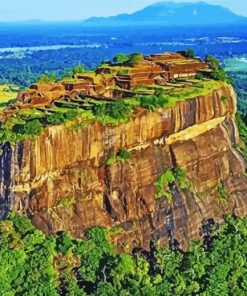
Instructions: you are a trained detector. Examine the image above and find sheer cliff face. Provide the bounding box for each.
[2,84,247,250]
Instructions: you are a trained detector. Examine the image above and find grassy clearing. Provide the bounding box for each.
[0,84,18,104]
[134,80,225,110]
[18,109,46,119]
[164,80,226,108]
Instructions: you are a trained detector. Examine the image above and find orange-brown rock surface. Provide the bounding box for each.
[16,52,209,108]
[1,83,247,251]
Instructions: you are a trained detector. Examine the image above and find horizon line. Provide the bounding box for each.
[0,1,247,23]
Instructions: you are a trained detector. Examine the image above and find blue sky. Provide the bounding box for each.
[0,0,246,22]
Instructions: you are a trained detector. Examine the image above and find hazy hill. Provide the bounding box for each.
[84,1,246,27]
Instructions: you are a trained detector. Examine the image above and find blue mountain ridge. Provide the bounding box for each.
[84,1,246,27]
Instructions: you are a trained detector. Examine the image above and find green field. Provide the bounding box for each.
[0,84,18,104]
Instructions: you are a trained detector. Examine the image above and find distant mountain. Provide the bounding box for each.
[84,1,247,27]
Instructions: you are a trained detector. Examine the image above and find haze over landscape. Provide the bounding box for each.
[0,0,247,22]
[0,1,246,88]
[84,1,247,26]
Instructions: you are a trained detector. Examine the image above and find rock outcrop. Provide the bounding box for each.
[0,82,246,251]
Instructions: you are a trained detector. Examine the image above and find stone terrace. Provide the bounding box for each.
[0,52,211,122]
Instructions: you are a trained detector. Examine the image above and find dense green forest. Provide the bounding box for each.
[224,57,247,115]
[0,213,246,296]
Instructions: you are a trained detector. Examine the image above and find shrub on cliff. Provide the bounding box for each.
[72,65,87,75]
[211,67,232,84]
[129,53,144,64]
[220,95,229,103]
[22,120,43,135]
[37,73,57,84]
[205,54,220,70]
[62,65,87,79]
[106,148,131,166]
[45,113,66,125]
[112,53,144,65]
[155,170,175,203]
[12,119,43,137]
[64,109,81,121]
[112,54,130,64]
[215,183,228,205]
[205,55,231,83]
[173,167,193,191]
[178,49,195,59]
[57,197,76,208]
[94,100,132,125]
[62,70,74,80]
[139,89,169,111]
[155,167,192,203]
[236,112,247,160]
[195,72,205,80]
[185,48,195,59]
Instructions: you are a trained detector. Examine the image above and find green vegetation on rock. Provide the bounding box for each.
[220,95,229,103]
[112,53,144,65]
[195,72,205,80]
[215,183,228,205]
[113,54,130,64]
[0,109,86,145]
[173,167,193,190]
[205,54,220,69]
[14,120,43,136]
[160,80,225,107]
[106,149,131,166]
[236,112,247,160]
[211,67,232,83]
[185,48,195,59]
[0,213,246,296]
[57,197,76,207]
[37,73,57,84]
[62,65,87,79]
[139,89,169,111]
[0,119,44,145]
[94,100,133,125]
[155,167,192,203]
[129,52,144,64]
[204,55,231,83]
[155,170,175,203]
[136,80,225,110]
